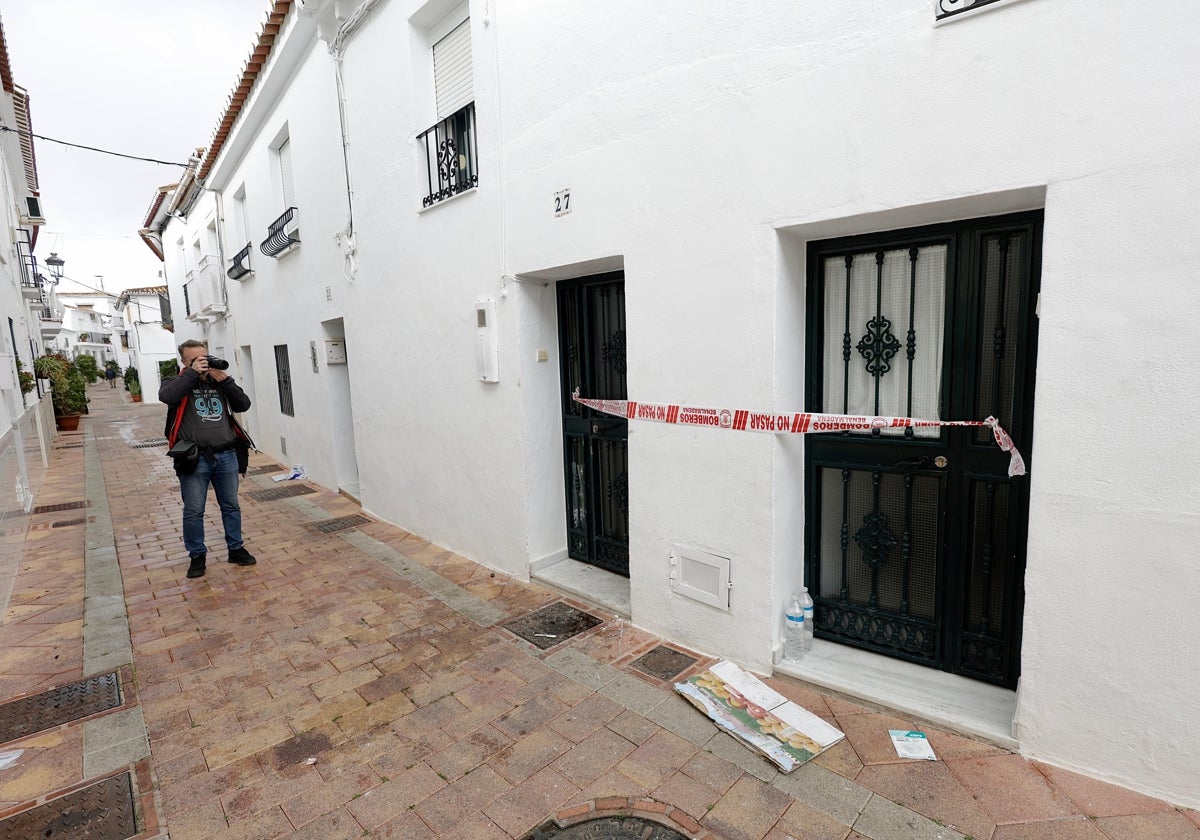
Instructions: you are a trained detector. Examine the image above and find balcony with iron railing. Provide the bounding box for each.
[260,207,300,258]
[418,102,478,208]
[39,306,63,340]
[19,271,43,301]
[227,242,253,280]
[936,0,1005,18]
[184,255,226,319]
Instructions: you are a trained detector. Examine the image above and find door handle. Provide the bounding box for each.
[895,456,931,469]
[592,424,601,434]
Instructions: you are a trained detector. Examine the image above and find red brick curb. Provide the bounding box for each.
[549,797,722,839]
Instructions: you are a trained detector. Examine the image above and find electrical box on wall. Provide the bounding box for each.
[325,339,347,365]
[475,299,499,383]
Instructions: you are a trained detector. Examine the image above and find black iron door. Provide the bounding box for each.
[805,212,1041,688]
[558,273,629,577]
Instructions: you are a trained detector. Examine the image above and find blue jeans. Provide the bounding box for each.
[179,449,243,556]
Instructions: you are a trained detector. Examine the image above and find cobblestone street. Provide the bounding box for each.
[0,383,1196,839]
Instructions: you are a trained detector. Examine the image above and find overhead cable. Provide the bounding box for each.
[0,126,189,167]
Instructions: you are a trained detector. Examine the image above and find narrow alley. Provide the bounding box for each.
[0,383,1196,839]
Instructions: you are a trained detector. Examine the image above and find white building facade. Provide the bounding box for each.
[114,286,177,405]
[0,21,56,527]
[141,0,1200,807]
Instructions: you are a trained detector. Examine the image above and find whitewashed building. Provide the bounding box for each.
[113,286,176,405]
[139,0,1200,807]
[53,291,129,371]
[0,20,55,522]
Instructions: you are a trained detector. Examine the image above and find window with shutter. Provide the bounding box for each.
[278,139,295,209]
[433,19,472,118]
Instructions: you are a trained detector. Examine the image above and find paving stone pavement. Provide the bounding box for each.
[1,383,1198,839]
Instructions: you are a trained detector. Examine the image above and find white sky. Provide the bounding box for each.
[0,1,272,295]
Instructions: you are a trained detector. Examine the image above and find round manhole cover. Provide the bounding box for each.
[524,816,690,839]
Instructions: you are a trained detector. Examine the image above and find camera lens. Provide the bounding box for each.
[206,356,230,370]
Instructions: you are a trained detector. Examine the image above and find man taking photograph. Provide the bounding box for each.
[160,340,256,579]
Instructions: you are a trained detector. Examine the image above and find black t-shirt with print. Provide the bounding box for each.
[178,384,238,449]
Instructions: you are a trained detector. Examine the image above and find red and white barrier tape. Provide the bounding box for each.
[572,389,1026,477]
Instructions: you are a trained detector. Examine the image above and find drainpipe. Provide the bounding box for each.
[300,0,386,284]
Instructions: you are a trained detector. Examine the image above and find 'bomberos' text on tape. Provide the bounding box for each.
[572,390,1026,477]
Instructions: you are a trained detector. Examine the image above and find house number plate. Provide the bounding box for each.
[554,188,572,217]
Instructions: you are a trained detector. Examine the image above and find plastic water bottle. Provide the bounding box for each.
[800,587,815,654]
[784,594,806,662]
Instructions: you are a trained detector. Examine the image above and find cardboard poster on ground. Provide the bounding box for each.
[674,660,844,773]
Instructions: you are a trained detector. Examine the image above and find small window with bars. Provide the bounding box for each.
[419,12,477,208]
[274,344,294,417]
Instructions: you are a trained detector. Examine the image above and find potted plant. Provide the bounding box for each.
[33,353,68,382]
[128,377,143,403]
[51,363,89,430]
[74,354,99,384]
[15,359,35,395]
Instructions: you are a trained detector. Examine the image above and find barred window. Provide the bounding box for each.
[274,344,294,417]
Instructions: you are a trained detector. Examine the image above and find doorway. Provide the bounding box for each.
[805,211,1042,688]
[557,273,629,577]
[321,319,359,500]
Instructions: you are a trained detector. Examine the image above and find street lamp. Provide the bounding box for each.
[44,252,64,284]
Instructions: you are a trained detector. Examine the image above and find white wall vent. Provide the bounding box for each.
[669,543,731,610]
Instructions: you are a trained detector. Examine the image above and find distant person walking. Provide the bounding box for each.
[105,365,117,388]
[160,340,257,579]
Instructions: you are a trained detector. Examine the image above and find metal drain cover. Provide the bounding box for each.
[629,646,698,681]
[523,816,688,839]
[504,602,602,650]
[32,501,90,514]
[52,517,89,528]
[247,464,285,475]
[0,772,136,840]
[309,514,371,533]
[0,672,121,743]
[246,484,317,502]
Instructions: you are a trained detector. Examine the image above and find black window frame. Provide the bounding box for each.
[274,344,294,417]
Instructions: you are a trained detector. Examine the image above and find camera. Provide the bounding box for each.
[205,356,230,370]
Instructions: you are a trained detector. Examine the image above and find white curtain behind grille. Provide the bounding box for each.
[822,245,945,436]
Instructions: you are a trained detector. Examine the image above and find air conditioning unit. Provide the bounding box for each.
[22,196,45,225]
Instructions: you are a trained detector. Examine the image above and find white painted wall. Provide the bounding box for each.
[173,0,1200,806]
[1019,154,1200,803]
[121,295,177,405]
[333,0,525,570]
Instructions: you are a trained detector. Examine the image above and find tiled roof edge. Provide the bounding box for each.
[0,17,15,94]
[197,0,294,183]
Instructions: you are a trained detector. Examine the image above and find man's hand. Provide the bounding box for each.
[190,356,210,376]
[207,368,229,383]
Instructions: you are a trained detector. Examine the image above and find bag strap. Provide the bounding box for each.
[167,395,188,446]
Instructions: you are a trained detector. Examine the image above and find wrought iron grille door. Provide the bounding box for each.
[805,212,1042,688]
[558,273,630,577]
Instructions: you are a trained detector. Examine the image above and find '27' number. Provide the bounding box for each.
[554,189,571,217]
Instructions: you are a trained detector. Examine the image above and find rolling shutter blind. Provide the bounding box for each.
[433,19,473,118]
[278,139,295,208]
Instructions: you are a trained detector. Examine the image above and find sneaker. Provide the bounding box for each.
[186,554,207,578]
[228,546,257,566]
